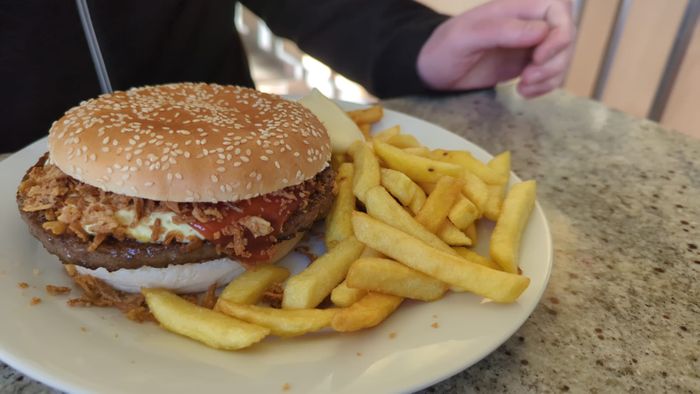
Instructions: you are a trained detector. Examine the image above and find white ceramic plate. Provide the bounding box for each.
[0,103,552,394]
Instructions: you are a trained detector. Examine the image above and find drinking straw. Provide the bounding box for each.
[75,0,113,94]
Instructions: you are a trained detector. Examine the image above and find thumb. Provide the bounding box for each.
[465,18,549,51]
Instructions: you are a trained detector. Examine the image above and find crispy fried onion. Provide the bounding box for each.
[19,156,324,260]
[17,159,227,251]
[19,159,177,250]
[64,265,219,322]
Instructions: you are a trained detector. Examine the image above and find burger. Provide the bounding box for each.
[16,83,334,293]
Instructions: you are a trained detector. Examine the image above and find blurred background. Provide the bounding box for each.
[239,0,700,139]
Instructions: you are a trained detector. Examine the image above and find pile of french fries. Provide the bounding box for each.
[142,105,538,350]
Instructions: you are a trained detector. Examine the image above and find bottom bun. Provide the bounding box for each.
[74,234,304,294]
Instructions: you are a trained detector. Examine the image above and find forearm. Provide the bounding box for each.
[241,0,447,97]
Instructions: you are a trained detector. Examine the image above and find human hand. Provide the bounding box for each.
[417,0,575,98]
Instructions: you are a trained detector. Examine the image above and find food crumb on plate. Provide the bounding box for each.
[432,314,438,318]
[262,283,284,308]
[30,297,41,305]
[80,326,88,333]
[294,245,317,263]
[199,283,218,309]
[18,282,29,289]
[282,383,291,391]
[46,285,71,296]
[356,352,363,357]
[388,332,397,339]
[431,322,439,329]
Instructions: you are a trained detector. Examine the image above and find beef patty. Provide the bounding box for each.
[18,163,334,271]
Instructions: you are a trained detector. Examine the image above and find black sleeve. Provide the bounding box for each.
[239,0,448,98]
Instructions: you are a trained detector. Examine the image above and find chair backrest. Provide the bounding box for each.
[566,0,700,137]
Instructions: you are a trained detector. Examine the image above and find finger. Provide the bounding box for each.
[449,48,532,90]
[517,74,564,98]
[520,46,571,85]
[464,18,549,52]
[533,2,575,64]
[476,0,572,22]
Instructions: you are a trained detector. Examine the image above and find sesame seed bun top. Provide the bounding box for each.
[48,83,331,202]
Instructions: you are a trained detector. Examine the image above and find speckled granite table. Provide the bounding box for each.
[1,86,698,393]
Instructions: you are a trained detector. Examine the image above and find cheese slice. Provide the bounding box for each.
[83,210,203,243]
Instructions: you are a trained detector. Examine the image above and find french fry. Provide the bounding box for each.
[352,143,380,204]
[386,134,421,149]
[217,301,338,337]
[331,292,403,332]
[347,105,383,125]
[408,186,427,214]
[330,229,382,308]
[462,171,489,212]
[360,246,384,258]
[347,140,364,159]
[325,163,355,249]
[331,279,367,307]
[490,181,537,274]
[453,247,502,270]
[358,123,371,139]
[437,220,472,246]
[380,168,416,206]
[331,153,349,171]
[373,140,463,183]
[143,288,269,350]
[402,147,431,157]
[483,151,511,220]
[373,125,400,142]
[484,184,506,221]
[352,212,530,302]
[448,195,480,230]
[347,258,448,301]
[283,236,365,309]
[415,176,464,232]
[364,186,456,255]
[418,181,435,194]
[215,265,290,307]
[429,149,506,185]
[488,151,511,176]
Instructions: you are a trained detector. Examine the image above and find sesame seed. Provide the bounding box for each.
[49,83,332,201]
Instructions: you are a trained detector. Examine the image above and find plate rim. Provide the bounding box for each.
[0,102,553,394]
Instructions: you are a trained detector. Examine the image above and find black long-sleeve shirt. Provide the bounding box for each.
[0,1,447,152]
